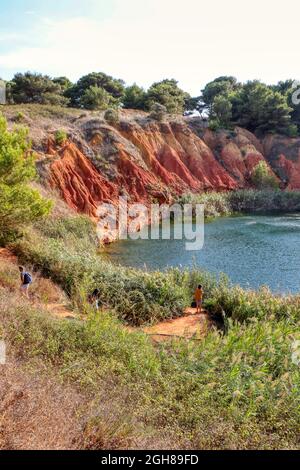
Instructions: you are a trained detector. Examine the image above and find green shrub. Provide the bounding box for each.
[15,111,26,122]
[10,72,70,106]
[178,189,300,218]
[177,191,232,218]
[55,129,67,146]
[250,161,279,190]
[286,124,299,138]
[0,113,52,245]
[205,282,300,324]
[80,86,112,111]
[146,79,189,114]
[104,108,119,125]
[150,102,167,121]
[208,118,221,131]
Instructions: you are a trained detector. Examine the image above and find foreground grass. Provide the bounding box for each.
[0,265,299,449]
[2,207,298,448]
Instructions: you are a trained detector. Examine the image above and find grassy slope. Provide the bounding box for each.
[0,256,173,449]
[1,254,299,449]
[1,211,298,449]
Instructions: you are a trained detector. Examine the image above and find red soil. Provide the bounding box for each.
[49,142,119,217]
[43,122,300,242]
[143,308,211,342]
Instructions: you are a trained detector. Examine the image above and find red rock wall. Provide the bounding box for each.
[45,119,300,223]
[262,134,300,189]
[49,142,119,217]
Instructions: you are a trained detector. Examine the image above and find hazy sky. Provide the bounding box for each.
[0,0,299,95]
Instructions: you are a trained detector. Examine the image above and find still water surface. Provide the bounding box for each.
[104,214,300,294]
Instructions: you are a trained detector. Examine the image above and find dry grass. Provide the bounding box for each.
[1,247,299,450]
[0,360,84,450]
[0,257,177,450]
[0,254,69,308]
[0,256,84,449]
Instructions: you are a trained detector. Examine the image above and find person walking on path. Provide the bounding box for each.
[19,266,32,299]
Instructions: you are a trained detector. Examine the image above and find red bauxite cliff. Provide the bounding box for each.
[9,110,300,218]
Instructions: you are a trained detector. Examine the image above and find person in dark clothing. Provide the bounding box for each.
[19,266,32,299]
[89,288,100,310]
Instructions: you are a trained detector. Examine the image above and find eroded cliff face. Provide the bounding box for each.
[6,109,300,226]
[43,116,241,220]
[200,127,268,186]
[262,134,300,189]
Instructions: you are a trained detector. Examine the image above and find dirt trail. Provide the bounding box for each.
[143,307,211,342]
[0,248,17,263]
[44,303,77,320]
[0,248,77,320]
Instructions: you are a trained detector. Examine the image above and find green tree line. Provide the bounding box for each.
[2,72,300,136]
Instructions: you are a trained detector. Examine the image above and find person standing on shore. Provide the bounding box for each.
[194,285,203,314]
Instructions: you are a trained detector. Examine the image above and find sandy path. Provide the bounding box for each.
[0,248,77,320]
[44,303,77,320]
[0,248,17,263]
[143,307,211,342]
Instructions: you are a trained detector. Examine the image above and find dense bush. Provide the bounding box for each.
[146,79,190,114]
[228,189,300,213]
[4,70,300,135]
[8,72,69,106]
[250,161,280,189]
[0,113,51,245]
[178,189,300,217]
[80,86,113,111]
[201,76,239,113]
[177,191,232,218]
[65,72,125,108]
[104,108,120,125]
[206,283,300,324]
[232,81,293,134]
[201,77,298,136]
[55,129,68,146]
[150,102,167,121]
[123,84,147,110]
[211,94,233,128]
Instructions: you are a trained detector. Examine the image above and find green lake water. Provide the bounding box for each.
[104,214,300,294]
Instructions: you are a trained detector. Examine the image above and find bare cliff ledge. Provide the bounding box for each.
[5,108,300,220]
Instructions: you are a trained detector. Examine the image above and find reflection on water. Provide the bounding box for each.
[103,214,300,294]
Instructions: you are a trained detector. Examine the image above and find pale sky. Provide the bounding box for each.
[0,0,299,95]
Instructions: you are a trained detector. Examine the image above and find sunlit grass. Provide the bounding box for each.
[1,280,299,449]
